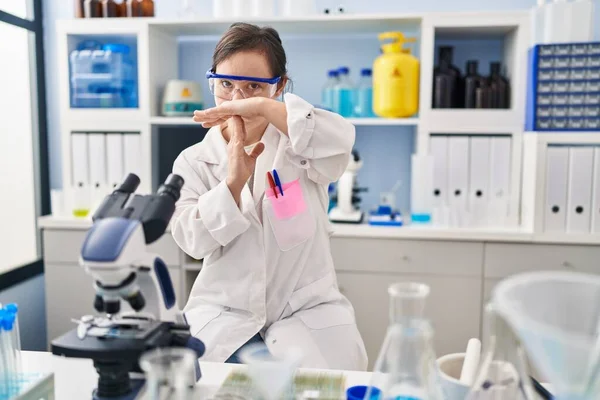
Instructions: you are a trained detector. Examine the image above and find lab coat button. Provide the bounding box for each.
[224,306,231,312]
[301,160,307,166]
[306,112,312,119]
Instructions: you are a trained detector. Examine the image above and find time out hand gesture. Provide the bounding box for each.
[226,116,265,204]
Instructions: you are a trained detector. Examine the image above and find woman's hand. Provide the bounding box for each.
[226,116,265,205]
[194,98,267,128]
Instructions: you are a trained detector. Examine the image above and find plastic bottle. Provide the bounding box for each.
[489,62,510,109]
[333,66,354,118]
[354,68,375,118]
[321,69,339,111]
[433,46,462,108]
[366,282,443,400]
[373,32,420,118]
[464,60,484,109]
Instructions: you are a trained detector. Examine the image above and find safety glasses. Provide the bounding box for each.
[206,70,282,101]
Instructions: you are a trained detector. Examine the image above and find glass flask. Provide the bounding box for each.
[365,282,443,400]
[466,303,535,400]
[139,347,197,400]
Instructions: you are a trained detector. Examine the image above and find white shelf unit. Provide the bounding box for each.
[56,10,536,232]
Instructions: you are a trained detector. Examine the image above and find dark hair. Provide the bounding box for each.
[211,23,289,90]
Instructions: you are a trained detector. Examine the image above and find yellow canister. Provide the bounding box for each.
[373,32,420,118]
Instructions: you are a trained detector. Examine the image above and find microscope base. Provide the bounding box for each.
[328,208,364,224]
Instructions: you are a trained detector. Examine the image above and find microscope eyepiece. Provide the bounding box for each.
[116,173,140,194]
[157,174,184,203]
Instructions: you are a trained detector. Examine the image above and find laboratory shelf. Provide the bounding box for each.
[424,110,522,133]
[149,116,420,127]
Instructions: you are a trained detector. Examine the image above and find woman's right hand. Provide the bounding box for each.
[226,116,265,205]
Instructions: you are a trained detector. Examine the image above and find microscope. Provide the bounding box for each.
[329,150,367,223]
[51,173,205,400]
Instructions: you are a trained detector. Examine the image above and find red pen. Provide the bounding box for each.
[267,171,278,198]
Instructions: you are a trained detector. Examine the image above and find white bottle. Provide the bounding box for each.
[543,0,571,43]
[233,0,252,18]
[530,0,546,45]
[251,0,275,17]
[213,0,234,18]
[569,0,594,42]
[410,154,434,224]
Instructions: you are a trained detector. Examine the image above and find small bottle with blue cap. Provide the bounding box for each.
[334,66,355,117]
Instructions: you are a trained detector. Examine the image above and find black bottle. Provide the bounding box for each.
[433,46,462,108]
[489,62,510,109]
[464,60,484,109]
[475,85,493,108]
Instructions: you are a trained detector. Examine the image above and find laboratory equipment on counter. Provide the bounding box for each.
[322,69,339,111]
[433,46,463,108]
[138,348,197,399]
[525,42,600,132]
[162,80,203,117]
[411,153,434,224]
[333,66,355,117]
[490,271,600,400]
[70,43,138,108]
[467,303,535,400]
[489,62,510,109]
[0,305,22,398]
[240,343,303,400]
[464,60,484,109]
[329,150,366,223]
[51,173,206,400]
[366,282,443,400]
[373,32,420,118]
[281,0,316,16]
[369,181,403,226]
[355,68,375,118]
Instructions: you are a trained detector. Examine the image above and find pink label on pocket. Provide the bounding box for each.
[266,179,307,220]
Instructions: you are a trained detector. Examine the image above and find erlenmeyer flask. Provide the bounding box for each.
[365,282,443,400]
[139,347,197,400]
[467,303,535,400]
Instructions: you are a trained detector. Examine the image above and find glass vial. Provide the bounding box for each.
[467,304,535,400]
[366,282,443,400]
[464,60,484,109]
[139,0,155,16]
[75,0,86,17]
[489,62,510,109]
[84,0,103,17]
[114,0,127,16]
[101,0,118,17]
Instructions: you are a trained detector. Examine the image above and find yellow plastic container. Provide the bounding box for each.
[373,32,420,118]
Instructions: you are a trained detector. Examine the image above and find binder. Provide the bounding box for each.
[123,133,142,179]
[71,133,89,187]
[106,134,125,190]
[592,148,600,233]
[489,137,512,226]
[566,146,594,233]
[468,137,491,226]
[430,136,449,208]
[447,137,470,226]
[87,133,107,191]
[544,146,569,232]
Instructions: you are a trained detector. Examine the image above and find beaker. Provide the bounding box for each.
[365,282,443,400]
[139,347,197,400]
[466,303,535,400]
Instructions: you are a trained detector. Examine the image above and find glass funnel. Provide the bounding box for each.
[139,347,197,400]
[467,303,535,400]
[493,271,600,400]
[365,282,443,400]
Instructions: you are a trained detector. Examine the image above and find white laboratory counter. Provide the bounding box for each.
[20,351,372,399]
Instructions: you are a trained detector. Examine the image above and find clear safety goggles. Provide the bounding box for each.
[206,70,282,101]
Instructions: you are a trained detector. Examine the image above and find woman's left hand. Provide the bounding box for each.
[193,97,268,128]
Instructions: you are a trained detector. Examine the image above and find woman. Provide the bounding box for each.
[171,22,367,371]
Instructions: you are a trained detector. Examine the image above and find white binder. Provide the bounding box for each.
[106,134,125,190]
[123,134,142,179]
[488,137,512,226]
[430,136,449,208]
[592,148,600,234]
[544,146,569,232]
[468,137,491,226]
[566,146,594,233]
[71,133,89,187]
[447,136,470,226]
[87,133,107,191]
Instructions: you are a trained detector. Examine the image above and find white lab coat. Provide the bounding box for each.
[171,93,368,371]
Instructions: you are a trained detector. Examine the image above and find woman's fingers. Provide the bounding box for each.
[248,142,265,160]
[229,115,247,146]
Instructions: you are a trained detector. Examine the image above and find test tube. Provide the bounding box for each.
[0,310,10,397]
[4,310,20,394]
[5,305,21,377]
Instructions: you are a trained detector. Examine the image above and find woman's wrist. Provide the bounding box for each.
[226,177,244,205]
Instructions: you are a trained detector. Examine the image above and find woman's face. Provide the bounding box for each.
[214,50,280,106]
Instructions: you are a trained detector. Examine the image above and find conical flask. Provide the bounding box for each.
[466,303,535,400]
[365,282,443,400]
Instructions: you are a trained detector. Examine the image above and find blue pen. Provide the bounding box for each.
[272,169,284,196]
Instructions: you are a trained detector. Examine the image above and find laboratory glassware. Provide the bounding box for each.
[139,347,197,400]
[333,67,354,117]
[466,303,535,400]
[411,154,434,224]
[464,60,484,109]
[365,282,443,400]
[355,68,375,118]
[488,62,510,109]
[322,69,339,111]
[493,271,600,400]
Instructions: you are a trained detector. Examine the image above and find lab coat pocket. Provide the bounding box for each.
[265,179,316,251]
[184,307,222,337]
